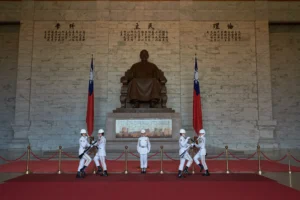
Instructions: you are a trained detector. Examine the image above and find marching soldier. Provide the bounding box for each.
[76,129,92,178]
[193,129,210,176]
[93,129,108,176]
[137,129,151,174]
[178,129,194,178]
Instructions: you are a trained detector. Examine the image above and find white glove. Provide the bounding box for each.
[187,137,190,140]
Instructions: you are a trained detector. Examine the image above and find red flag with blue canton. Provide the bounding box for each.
[193,56,203,135]
[86,57,94,136]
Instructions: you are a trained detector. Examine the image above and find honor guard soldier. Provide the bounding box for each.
[93,129,108,176]
[193,129,210,176]
[178,129,194,178]
[76,129,92,178]
[137,129,151,174]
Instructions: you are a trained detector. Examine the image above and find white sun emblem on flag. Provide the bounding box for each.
[89,69,93,81]
[194,71,198,82]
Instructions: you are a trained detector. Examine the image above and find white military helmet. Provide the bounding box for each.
[80,129,87,134]
[199,129,206,134]
[98,129,104,134]
[179,129,186,134]
[141,129,146,134]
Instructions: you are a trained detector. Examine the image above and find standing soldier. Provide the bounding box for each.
[137,129,151,174]
[77,129,92,178]
[193,129,210,176]
[178,129,194,178]
[93,129,108,176]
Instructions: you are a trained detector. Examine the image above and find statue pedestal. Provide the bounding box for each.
[113,108,175,113]
[105,109,181,152]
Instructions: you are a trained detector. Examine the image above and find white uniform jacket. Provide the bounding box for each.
[179,136,190,155]
[96,136,106,157]
[195,136,206,155]
[137,136,151,155]
[79,136,90,155]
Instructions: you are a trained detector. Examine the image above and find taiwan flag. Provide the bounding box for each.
[86,57,94,136]
[193,56,203,135]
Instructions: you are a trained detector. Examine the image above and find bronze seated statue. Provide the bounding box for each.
[120,50,168,108]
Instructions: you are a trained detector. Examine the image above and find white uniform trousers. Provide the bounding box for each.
[77,153,92,171]
[140,154,148,168]
[193,151,208,170]
[94,154,107,170]
[179,152,193,170]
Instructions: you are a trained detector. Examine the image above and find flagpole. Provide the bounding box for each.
[193,52,202,135]
[194,53,197,136]
[86,55,94,137]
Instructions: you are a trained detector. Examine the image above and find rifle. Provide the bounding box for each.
[78,140,98,159]
[179,143,194,158]
[190,138,208,157]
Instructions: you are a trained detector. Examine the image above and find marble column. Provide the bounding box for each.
[11,1,34,148]
[255,20,278,149]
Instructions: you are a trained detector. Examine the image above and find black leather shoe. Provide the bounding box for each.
[199,164,204,172]
[202,170,210,176]
[183,166,189,174]
[80,170,86,177]
[178,170,184,178]
[101,171,108,176]
[97,166,103,173]
[76,172,83,178]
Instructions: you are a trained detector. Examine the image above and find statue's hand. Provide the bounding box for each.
[120,76,128,84]
[160,79,166,84]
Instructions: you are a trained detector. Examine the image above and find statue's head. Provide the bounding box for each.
[140,50,149,61]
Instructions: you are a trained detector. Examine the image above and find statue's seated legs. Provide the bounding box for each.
[150,99,159,108]
[131,100,140,108]
[130,99,159,108]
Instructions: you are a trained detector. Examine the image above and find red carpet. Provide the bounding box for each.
[3,173,275,182]
[0,160,300,173]
[0,174,299,200]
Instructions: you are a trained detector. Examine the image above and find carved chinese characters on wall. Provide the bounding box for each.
[120,23,169,42]
[206,22,241,42]
[43,23,86,42]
